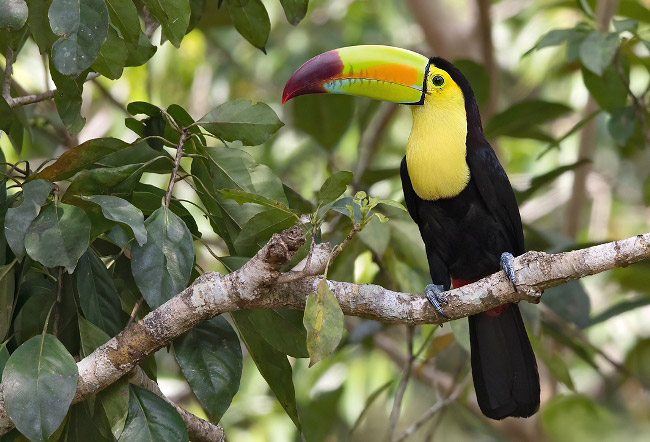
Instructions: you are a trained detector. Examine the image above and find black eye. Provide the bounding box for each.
[432,75,445,87]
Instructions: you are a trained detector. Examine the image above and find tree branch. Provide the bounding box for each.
[2,46,14,105]
[0,228,648,435]
[8,73,100,108]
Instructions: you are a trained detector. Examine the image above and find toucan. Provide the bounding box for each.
[283,45,540,420]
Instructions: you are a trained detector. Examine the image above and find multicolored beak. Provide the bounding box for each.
[282,45,430,105]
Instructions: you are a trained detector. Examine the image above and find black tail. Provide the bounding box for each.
[468,303,540,420]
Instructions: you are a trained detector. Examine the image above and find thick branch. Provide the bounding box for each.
[0,229,648,434]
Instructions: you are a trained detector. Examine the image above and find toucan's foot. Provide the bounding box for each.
[425,284,449,319]
[500,252,518,292]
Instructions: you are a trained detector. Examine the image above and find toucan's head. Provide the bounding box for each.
[282,45,482,140]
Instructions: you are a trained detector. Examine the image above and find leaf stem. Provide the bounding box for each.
[165,130,188,207]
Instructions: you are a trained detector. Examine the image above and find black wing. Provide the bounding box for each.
[400,156,420,225]
[466,143,524,256]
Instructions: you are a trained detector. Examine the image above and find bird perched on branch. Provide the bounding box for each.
[283,45,540,420]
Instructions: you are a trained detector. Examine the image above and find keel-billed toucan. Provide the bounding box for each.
[283,45,540,420]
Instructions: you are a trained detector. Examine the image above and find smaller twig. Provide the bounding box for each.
[394,374,470,442]
[387,326,415,441]
[3,45,15,104]
[165,130,188,207]
[143,6,161,40]
[127,296,145,326]
[52,267,64,337]
[10,73,100,108]
[330,222,361,262]
[91,78,128,115]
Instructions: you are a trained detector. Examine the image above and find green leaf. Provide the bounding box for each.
[303,278,344,367]
[485,100,572,140]
[33,137,130,181]
[50,64,86,134]
[96,377,129,440]
[318,171,353,206]
[525,28,576,55]
[130,206,194,309]
[124,30,156,66]
[0,95,24,153]
[24,203,91,272]
[582,62,629,112]
[76,250,123,336]
[219,189,297,217]
[92,24,128,79]
[0,0,28,30]
[4,179,53,260]
[0,262,15,340]
[607,106,636,145]
[49,0,109,76]
[0,341,9,382]
[579,31,619,76]
[618,0,650,24]
[279,0,308,25]
[141,0,190,48]
[13,279,56,345]
[225,0,270,52]
[247,309,309,358]
[293,94,354,149]
[541,394,617,442]
[530,335,574,390]
[231,310,302,431]
[78,315,111,357]
[613,18,638,33]
[63,163,146,201]
[130,183,200,236]
[82,195,147,245]
[3,334,79,442]
[105,0,139,44]
[542,280,591,328]
[61,402,110,442]
[118,385,189,442]
[234,210,296,254]
[198,99,284,146]
[174,316,242,422]
[452,59,489,107]
[26,0,58,53]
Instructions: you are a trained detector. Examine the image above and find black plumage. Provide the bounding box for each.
[400,57,540,419]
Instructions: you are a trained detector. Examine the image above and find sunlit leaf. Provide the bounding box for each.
[198,99,284,146]
[141,0,190,48]
[579,32,619,76]
[105,0,139,44]
[174,316,242,422]
[3,334,79,442]
[304,278,344,367]
[24,203,91,272]
[318,171,352,206]
[4,179,53,260]
[49,0,109,76]
[130,206,194,309]
[224,0,270,52]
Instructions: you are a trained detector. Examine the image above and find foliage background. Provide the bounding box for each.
[1,0,650,441]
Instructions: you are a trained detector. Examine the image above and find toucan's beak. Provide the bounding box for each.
[282,45,429,105]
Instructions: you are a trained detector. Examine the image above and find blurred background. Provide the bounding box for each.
[3,0,650,440]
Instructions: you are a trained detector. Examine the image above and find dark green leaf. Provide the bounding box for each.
[541,394,617,442]
[304,278,344,367]
[0,0,28,30]
[33,137,130,181]
[13,279,56,344]
[24,203,91,272]
[225,0,269,52]
[82,195,147,245]
[613,18,638,33]
[174,316,242,422]
[293,94,354,149]
[76,250,123,336]
[516,160,589,203]
[317,171,352,206]
[63,163,145,201]
[618,0,650,24]
[279,0,308,25]
[579,31,619,76]
[234,210,295,255]
[78,315,111,357]
[220,189,297,216]
[124,30,156,66]
[582,62,629,112]
[248,309,308,358]
[96,377,129,440]
[49,0,109,76]
[231,310,302,431]
[92,25,128,79]
[3,334,79,442]
[26,0,57,52]
[130,183,200,236]
[525,28,576,55]
[50,64,86,134]
[0,262,16,341]
[61,401,111,442]
[542,280,591,328]
[105,0,139,44]
[4,179,53,260]
[141,0,190,48]
[130,206,194,309]
[607,106,636,145]
[198,99,284,146]
[0,342,9,382]
[0,95,24,153]
[118,385,189,442]
[485,100,572,140]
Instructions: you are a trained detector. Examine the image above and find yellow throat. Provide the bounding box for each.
[406,76,470,201]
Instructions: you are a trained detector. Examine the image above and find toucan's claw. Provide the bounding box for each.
[500,252,518,292]
[425,284,449,319]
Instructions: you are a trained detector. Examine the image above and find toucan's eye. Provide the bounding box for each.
[432,75,445,87]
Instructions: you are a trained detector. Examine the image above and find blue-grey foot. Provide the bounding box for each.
[425,284,449,319]
[500,252,518,292]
